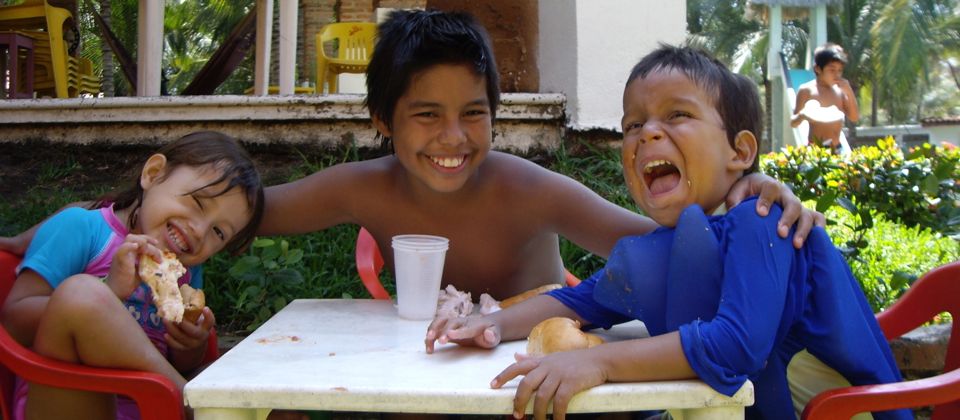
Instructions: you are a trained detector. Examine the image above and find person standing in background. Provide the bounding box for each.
[791,43,860,154]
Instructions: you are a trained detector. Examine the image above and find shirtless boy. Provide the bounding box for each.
[791,43,860,151]
[259,10,823,300]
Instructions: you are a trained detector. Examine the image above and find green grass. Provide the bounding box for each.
[0,188,101,237]
[36,159,81,184]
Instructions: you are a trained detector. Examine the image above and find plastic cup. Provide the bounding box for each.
[391,234,449,320]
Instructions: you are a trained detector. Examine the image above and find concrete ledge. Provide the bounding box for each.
[889,323,952,379]
[0,93,566,152]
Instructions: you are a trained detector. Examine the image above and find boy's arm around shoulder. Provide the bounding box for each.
[0,234,30,256]
[502,155,658,259]
[0,201,89,255]
[259,158,389,235]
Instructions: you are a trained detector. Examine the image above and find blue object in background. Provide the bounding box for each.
[788,69,815,92]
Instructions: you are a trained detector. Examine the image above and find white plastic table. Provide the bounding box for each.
[184,299,753,419]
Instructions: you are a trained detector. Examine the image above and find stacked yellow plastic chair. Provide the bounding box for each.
[0,0,97,98]
[315,22,376,94]
[74,56,98,95]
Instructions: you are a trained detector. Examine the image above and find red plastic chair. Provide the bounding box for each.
[0,250,219,420]
[802,261,960,420]
[355,227,390,300]
[354,227,581,301]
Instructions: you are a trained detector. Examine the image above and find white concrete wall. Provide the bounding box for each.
[853,124,931,151]
[925,126,960,146]
[539,0,687,131]
[539,0,578,124]
[0,94,565,152]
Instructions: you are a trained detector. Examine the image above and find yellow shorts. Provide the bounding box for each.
[788,350,874,419]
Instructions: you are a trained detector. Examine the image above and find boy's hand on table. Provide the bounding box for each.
[425,314,501,353]
[727,173,826,248]
[491,351,607,420]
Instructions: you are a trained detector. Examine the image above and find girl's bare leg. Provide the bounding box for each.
[25,275,186,419]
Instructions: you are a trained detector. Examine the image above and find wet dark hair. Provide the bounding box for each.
[365,9,500,142]
[626,44,761,173]
[814,43,848,70]
[94,131,265,254]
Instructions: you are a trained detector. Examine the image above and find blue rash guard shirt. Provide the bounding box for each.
[548,198,909,419]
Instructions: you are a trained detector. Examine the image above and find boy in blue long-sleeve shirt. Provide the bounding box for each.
[425,45,908,420]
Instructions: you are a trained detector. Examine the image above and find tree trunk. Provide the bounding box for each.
[270,4,280,86]
[100,0,114,97]
[180,9,258,95]
[296,2,305,86]
[763,80,773,154]
[870,78,878,127]
[762,69,772,155]
[948,61,960,91]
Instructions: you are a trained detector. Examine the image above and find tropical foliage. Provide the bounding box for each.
[60,0,960,118]
[761,137,960,235]
[162,0,255,94]
[75,0,256,96]
[687,0,960,124]
[825,206,960,312]
[760,139,960,311]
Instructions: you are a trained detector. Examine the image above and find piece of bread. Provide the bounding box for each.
[499,284,562,309]
[180,284,206,323]
[139,251,188,323]
[526,317,604,356]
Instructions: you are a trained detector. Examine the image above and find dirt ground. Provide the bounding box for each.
[0,132,623,206]
[0,141,377,206]
[1,142,138,203]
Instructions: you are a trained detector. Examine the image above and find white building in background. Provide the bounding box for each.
[538,0,687,131]
[921,117,960,147]
[852,118,960,150]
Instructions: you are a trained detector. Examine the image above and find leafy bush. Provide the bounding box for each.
[763,139,960,316]
[215,238,305,331]
[824,207,960,312]
[205,224,372,333]
[761,137,960,236]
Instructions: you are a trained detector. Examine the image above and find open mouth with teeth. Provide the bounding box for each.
[643,159,682,196]
[167,224,192,254]
[429,155,466,170]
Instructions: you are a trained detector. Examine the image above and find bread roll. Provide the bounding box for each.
[180,284,206,323]
[500,284,562,309]
[526,317,604,356]
[139,251,188,323]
